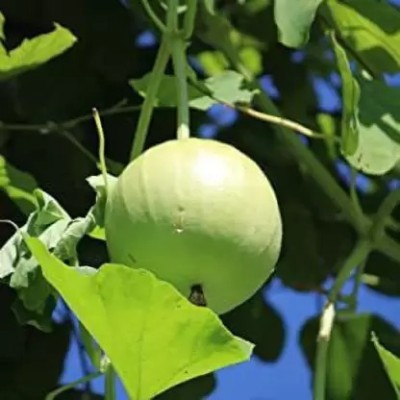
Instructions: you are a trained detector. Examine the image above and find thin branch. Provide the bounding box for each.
[45,371,102,400]
[0,104,141,133]
[0,104,141,171]
[141,0,167,32]
[234,104,328,140]
[187,78,327,140]
[371,189,400,242]
[58,127,98,165]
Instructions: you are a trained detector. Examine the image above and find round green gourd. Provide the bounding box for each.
[104,138,282,314]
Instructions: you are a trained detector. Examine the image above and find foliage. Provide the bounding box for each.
[0,0,400,399]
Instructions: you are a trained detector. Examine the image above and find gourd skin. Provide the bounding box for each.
[105,138,282,314]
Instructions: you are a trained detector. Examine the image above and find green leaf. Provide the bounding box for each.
[0,188,98,330]
[373,334,400,397]
[0,13,77,81]
[330,33,360,155]
[26,237,253,400]
[131,70,257,110]
[274,0,323,48]
[0,190,70,280]
[300,313,400,400]
[0,156,38,215]
[3,190,71,319]
[345,78,400,175]
[324,0,400,74]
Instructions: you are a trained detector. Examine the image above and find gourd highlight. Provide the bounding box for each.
[105,138,282,314]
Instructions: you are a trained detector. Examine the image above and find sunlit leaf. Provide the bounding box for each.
[0,13,77,81]
[345,78,400,175]
[27,237,253,400]
[324,0,400,74]
[330,33,360,155]
[274,0,323,48]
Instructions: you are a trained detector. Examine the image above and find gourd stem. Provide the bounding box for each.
[105,365,116,400]
[171,36,190,140]
[168,0,191,140]
[129,37,170,161]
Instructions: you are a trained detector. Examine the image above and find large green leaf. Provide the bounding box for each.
[373,334,400,397]
[26,237,253,400]
[345,78,400,175]
[330,33,360,156]
[300,313,400,400]
[130,70,257,110]
[274,0,323,48]
[0,13,77,81]
[324,0,400,74]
